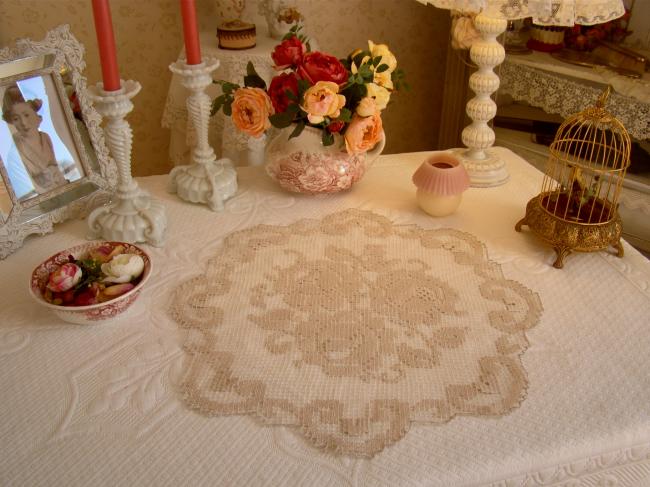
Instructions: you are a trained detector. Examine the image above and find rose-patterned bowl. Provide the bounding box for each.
[265,125,385,194]
[29,241,152,325]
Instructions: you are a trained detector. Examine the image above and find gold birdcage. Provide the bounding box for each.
[515,87,631,268]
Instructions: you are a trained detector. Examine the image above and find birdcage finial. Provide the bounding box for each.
[596,86,612,109]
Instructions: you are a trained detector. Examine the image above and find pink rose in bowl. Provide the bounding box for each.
[46,263,82,292]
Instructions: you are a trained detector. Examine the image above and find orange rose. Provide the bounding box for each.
[344,111,383,155]
[231,87,274,138]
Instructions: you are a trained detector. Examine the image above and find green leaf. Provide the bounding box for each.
[286,103,300,113]
[338,107,352,123]
[244,74,266,89]
[210,94,227,116]
[321,130,334,146]
[246,61,257,77]
[289,121,305,139]
[358,65,373,79]
[269,111,295,128]
[215,81,239,94]
[297,79,311,94]
[353,50,370,68]
[285,89,298,101]
[223,100,232,116]
[376,63,389,73]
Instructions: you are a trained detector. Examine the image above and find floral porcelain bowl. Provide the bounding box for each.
[265,125,385,194]
[29,241,152,325]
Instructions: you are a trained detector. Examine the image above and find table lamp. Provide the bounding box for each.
[415,0,625,187]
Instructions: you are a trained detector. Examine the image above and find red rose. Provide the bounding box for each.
[326,120,344,133]
[268,72,299,114]
[271,36,305,69]
[297,51,349,85]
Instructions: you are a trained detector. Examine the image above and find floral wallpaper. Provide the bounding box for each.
[0,0,449,176]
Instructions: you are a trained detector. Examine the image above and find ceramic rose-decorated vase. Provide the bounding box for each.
[265,125,385,194]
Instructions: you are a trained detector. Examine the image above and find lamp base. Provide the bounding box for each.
[450,148,509,187]
[168,159,237,212]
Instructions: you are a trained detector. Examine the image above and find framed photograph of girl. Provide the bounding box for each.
[0,25,117,259]
[1,76,84,201]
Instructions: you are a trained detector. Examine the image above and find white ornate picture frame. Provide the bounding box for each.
[0,25,117,259]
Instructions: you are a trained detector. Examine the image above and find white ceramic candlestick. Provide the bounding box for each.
[168,58,237,211]
[87,80,167,246]
[452,13,509,188]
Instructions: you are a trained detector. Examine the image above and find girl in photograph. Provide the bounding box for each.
[2,85,67,197]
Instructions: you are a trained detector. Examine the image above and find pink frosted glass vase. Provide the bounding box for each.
[265,125,385,194]
[412,153,470,216]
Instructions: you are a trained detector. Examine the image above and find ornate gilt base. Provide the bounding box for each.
[515,193,624,268]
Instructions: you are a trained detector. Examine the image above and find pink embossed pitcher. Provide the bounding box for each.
[265,125,385,194]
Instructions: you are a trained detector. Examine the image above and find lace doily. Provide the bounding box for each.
[499,61,650,141]
[170,208,543,457]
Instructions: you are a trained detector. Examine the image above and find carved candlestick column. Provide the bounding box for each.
[168,58,237,211]
[453,13,509,188]
[87,80,167,246]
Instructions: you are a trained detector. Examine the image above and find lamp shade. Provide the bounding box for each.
[415,0,625,26]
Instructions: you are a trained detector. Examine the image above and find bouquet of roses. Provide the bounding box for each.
[211,26,406,154]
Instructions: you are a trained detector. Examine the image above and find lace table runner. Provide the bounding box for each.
[170,209,543,456]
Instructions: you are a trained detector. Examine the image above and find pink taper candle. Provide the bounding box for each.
[91,0,121,91]
[180,0,202,65]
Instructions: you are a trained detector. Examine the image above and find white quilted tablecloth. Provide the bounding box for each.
[2,148,650,486]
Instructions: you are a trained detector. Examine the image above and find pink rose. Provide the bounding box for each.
[268,72,299,114]
[271,36,305,69]
[300,81,346,124]
[297,51,349,85]
[231,87,274,138]
[344,111,383,155]
[47,263,82,292]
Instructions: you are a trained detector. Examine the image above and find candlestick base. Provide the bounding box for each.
[169,158,237,212]
[86,80,167,246]
[168,58,238,211]
[87,184,167,246]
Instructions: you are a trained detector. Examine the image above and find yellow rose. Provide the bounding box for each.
[344,111,383,155]
[373,70,394,90]
[356,97,377,117]
[366,83,391,111]
[231,87,274,138]
[301,81,346,124]
[368,40,397,73]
